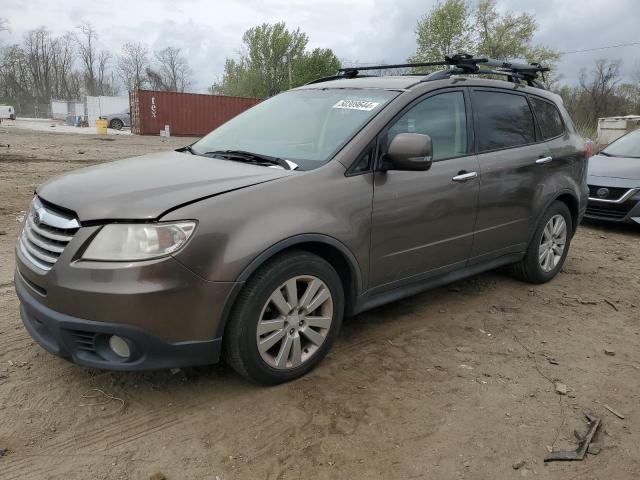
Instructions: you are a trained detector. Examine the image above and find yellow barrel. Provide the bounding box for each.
[95,118,108,135]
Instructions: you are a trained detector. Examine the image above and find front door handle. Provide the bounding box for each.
[452,171,478,182]
[536,156,553,165]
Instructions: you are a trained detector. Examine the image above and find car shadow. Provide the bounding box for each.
[580,217,640,237]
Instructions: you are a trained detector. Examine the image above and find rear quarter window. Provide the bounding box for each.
[530,97,565,140]
[472,90,536,152]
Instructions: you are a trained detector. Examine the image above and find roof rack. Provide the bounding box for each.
[310,53,549,89]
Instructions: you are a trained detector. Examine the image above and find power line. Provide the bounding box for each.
[560,42,640,55]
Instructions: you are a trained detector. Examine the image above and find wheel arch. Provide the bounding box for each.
[216,234,363,338]
[534,189,579,237]
[553,191,579,235]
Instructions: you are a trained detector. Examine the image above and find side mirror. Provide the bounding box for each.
[384,133,433,171]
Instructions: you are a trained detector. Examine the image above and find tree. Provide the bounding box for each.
[292,48,340,86]
[118,42,149,91]
[146,46,191,92]
[23,28,54,101]
[408,0,473,66]
[75,23,98,95]
[408,0,559,79]
[75,22,115,95]
[579,59,624,126]
[211,22,339,98]
[50,33,81,99]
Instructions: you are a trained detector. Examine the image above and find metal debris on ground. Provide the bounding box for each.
[603,404,625,419]
[544,413,601,462]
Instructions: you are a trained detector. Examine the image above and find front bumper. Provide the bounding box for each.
[15,270,223,370]
[584,191,640,224]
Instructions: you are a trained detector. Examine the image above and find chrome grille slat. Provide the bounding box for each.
[27,215,74,242]
[20,197,79,271]
[21,236,59,264]
[19,239,54,271]
[23,224,65,253]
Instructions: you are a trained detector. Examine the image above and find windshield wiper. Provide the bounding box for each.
[599,151,613,157]
[178,145,198,155]
[203,150,295,170]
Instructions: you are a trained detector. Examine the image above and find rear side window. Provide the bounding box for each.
[530,97,565,139]
[473,91,535,152]
[387,91,467,160]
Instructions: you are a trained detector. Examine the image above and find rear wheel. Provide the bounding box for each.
[509,201,572,284]
[223,250,344,385]
[109,118,124,130]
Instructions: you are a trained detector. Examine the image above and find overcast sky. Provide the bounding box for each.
[2,0,639,92]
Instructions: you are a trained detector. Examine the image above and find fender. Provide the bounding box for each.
[215,233,363,337]
[533,188,580,239]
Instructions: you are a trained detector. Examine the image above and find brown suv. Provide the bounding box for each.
[15,55,589,384]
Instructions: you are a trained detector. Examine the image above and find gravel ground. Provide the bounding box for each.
[0,126,639,480]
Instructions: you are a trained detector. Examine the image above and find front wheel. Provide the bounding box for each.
[223,250,344,385]
[509,201,572,284]
[109,118,124,130]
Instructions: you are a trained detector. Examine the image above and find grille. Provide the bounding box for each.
[585,203,631,219]
[68,330,98,354]
[19,197,79,271]
[588,185,634,201]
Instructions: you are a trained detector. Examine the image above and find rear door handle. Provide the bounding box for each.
[536,156,553,165]
[452,171,478,182]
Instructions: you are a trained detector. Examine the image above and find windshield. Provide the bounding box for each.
[192,88,398,170]
[602,129,640,158]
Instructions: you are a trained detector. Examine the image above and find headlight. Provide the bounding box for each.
[82,221,196,261]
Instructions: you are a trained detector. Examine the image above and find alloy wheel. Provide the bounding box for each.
[538,214,567,273]
[256,275,333,370]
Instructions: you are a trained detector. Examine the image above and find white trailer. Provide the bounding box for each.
[0,105,15,122]
[597,115,640,146]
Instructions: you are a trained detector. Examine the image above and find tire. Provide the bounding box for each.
[109,118,124,130]
[223,250,344,385]
[509,201,572,284]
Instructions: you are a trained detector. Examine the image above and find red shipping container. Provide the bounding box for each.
[130,89,261,137]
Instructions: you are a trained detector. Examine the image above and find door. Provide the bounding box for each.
[369,89,480,289]
[469,89,550,261]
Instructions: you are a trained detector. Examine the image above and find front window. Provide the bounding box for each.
[192,89,398,170]
[387,91,468,160]
[601,129,640,158]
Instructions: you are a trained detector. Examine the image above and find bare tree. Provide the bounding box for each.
[148,46,192,92]
[0,44,31,101]
[23,28,56,101]
[50,33,80,99]
[76,22,98,95]
[118,42,149,91]
[75,22,116,95]
[579,59,624,126]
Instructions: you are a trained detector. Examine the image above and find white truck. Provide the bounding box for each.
[0,105,16,123]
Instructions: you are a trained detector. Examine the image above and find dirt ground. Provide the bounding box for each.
[0,125,639,480]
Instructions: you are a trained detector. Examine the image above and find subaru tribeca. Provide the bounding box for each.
[14,55,589,384]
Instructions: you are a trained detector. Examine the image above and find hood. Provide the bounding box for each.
[37,150,292,221]
[588,153,640,180]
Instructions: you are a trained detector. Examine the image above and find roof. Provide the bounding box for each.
[298,76,421,91]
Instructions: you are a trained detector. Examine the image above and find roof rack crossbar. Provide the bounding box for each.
[310,53,549,89]
[422,67,547,88]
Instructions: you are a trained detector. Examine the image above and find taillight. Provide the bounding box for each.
[584,142,592,161]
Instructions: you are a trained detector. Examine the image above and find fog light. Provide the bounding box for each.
[109,335,131,358]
